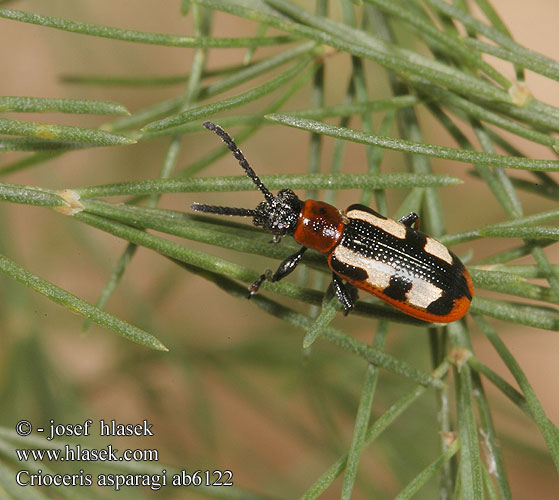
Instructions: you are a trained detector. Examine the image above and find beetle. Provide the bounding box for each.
[191,122,473,323]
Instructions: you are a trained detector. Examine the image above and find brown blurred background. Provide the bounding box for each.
[1,1,558,498]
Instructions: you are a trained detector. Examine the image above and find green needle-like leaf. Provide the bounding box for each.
[393,439,460,500]
[0,253,167,351]
[442,208,559,245]
[0,8,296,48]
[266,114,559,172]
[341,322,388,500]
[471,297,559,331]
[298,362,450,499]
[363,0,511,89]
[0,117,135,146]
[449,322,483,500]
[479,225,559,240]
[423,0,559,80]
[0,182,66,208]
[470,268,556,304]
[0,138,91,152]
[474,315,559,471]
[255,295,440,386]
[467,356,530,415]
[0,96,129,115]
[302,295,340,349]
[82,242,138,333]
[74,172,461,198]
[214,0,512,103]
[104,43,317,133]
[142,56,312,132]
[139,96,419,140]
[463,38,559,81]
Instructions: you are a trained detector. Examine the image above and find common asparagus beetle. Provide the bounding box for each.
[191,122,473,323]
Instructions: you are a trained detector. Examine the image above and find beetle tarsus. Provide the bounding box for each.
[247,247,307,298]
[248,270,271,298]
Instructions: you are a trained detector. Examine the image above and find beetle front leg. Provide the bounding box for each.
[332,273,354,315]
[398,212,419,230]
[249,246,307,297]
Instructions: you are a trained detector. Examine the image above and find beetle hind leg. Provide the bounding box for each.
[332,273,355,315]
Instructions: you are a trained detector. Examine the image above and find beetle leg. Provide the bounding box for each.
[248,246,307,297]
[398,212,419,230]
[332,273,354,315]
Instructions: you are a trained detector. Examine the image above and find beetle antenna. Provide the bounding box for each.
[190,202,260,218]
[203,121,274,203]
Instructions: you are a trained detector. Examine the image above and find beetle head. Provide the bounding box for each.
[190,122,303,240]
[253,189,303,237]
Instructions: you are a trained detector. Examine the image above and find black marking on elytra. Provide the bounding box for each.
[460,271,472,300]
[382,275,412,302]
[450,256,472,300]
[329,253,368,282]
[426,295,455,316]
[404,226,427,250]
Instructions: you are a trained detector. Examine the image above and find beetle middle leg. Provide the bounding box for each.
[331,273,355,315]
[249,246,307,297]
